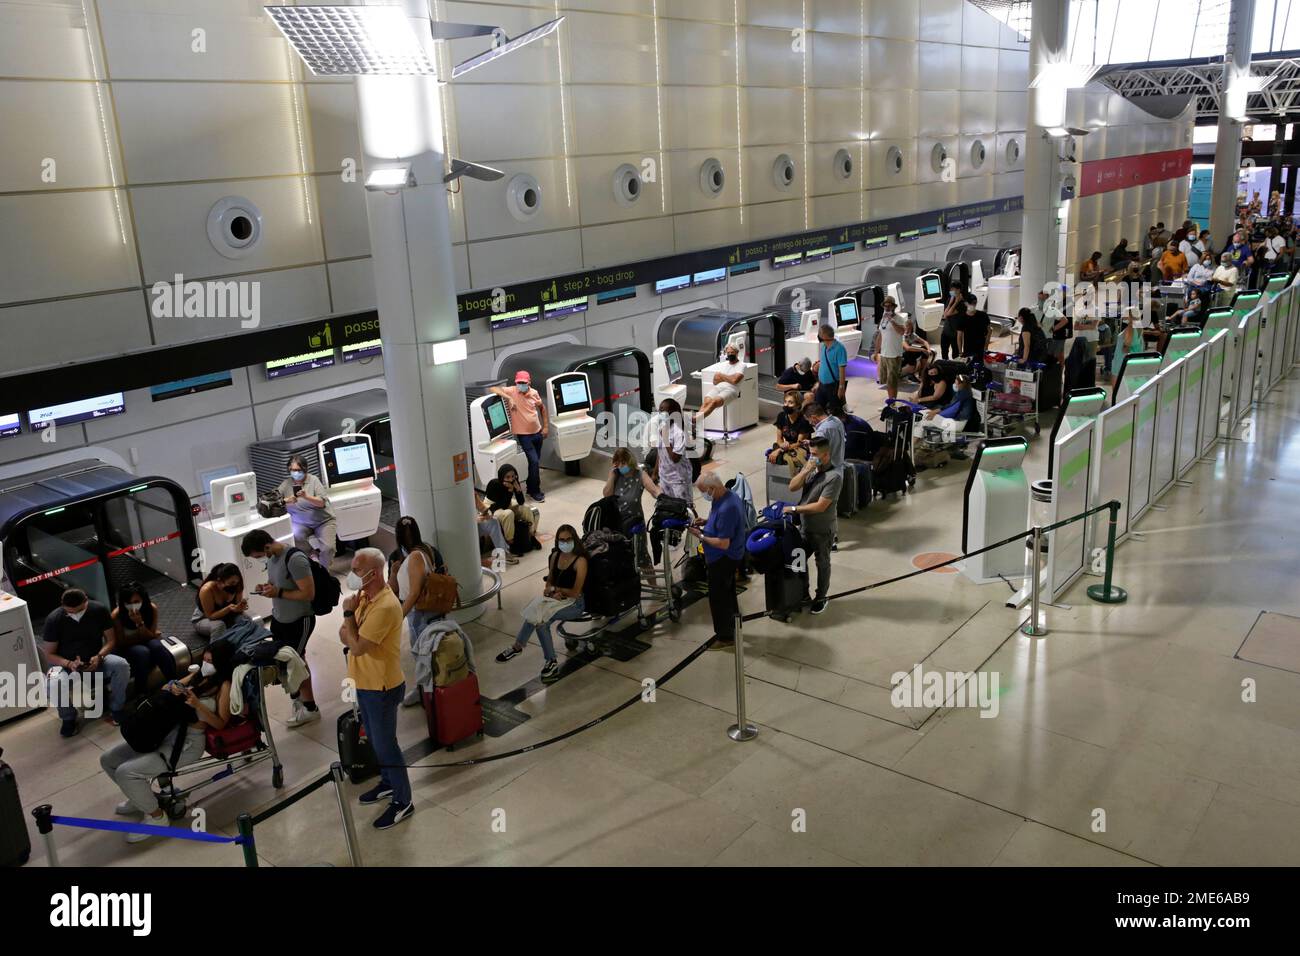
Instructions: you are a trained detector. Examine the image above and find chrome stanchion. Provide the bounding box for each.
[727,612,757,742]
[32,804,59,867]
[1020,526,1048,636]
[330,761,364,867]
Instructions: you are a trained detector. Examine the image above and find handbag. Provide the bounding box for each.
[522,594,574,625]
[411,547,458,615]
[257,490,286,519]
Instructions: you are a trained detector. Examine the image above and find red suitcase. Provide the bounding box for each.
[422,673,483,750]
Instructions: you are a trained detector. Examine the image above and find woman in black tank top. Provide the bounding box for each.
[494,525,589,685]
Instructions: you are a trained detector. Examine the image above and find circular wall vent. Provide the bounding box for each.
[970,139,986,170]
[886,145,904,175]
[506,173,542,221]
[206,196,263,260]
[930,142,949,174]
[833,148,853,180]
[1006,138,1021,166]
[773,153,796,190]
[613,163,641,207]
[700,157,725,197]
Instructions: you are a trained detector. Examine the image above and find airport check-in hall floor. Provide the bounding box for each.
[5,360,1300,868]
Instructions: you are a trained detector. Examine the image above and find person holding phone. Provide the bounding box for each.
[111,582,177,687]
[275,455,337,571]
[192,563,249,641]
[43,588,130,737]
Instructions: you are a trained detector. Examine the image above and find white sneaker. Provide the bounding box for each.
[115,800,142,817]
[286,701,321,728]
[402,687,422,708]
[126,815,167,844]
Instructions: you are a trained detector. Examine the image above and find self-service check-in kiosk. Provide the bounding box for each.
[542,371,597,474]
[1114,351,1163,405]
[197,471,293,589]
[961,436,1030,584]
[694,331,758,435]
[652,345,688,409]
[469,393,527,487]
[784,297,864,369]
[914,273,946,333]
[317,433,383,542]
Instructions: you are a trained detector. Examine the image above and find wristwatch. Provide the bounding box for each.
[343,609,355,619]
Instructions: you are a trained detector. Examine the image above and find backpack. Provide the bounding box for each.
[583,495,621,535]
[121,690,192,754]
[285,547,341,616]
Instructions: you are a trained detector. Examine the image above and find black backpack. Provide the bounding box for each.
[285,547,341,616]
[121,690,191,755]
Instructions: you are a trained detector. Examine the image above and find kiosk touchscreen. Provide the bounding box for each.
[470,394,527,486]
[652,344,688,410]
[1114,351,1163,405]
[827,296,864,360]
[197,470,293,588]
[317,433,382,541]
[543,372,597,473]
[960,436,1030,584]
[911,272,945,333]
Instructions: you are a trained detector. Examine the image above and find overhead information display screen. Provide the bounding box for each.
[151,371,233,401]
[693,267,726,286]
[490,306,540,331]
[29,393,125,430]
[655,275,691,294]
[266,348,335,379]
[0,413,19,438]
[772,252,802,268]
[544,296,588,318]
[342,339,382,362]
[804,247,831,262]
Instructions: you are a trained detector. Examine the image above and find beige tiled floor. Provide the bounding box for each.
[6,352,1300,867]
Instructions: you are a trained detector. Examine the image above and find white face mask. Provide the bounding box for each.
[126,602,142,613]
[346,569,371,592]
[200,661,216,677]
[67,609,85,623]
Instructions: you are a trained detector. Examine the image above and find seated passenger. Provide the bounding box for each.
[767,390,813,474]
[1169,289,1206,329]
[192,562,249,641]
[100,642,234,843]
[1186,252,1215,293]
[494,524,588,684]
[1212,253,1239,303]
[916,363,955,407]
[1109,238,1136,268]
[695,343,746,421]
[112,582,177,689]
[603,447,660,567]
[900,327,932,381]
[1079,251,1103,285]
[923,374,976,437]
[776,356,817,393]
[484,464,541,555]
[43,588,130,736]
[474,490,518,566]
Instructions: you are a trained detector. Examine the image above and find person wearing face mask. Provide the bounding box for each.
[484,463,540,555]
[100,641,235,842]
[43,588,130,737]
[387,515,446,707]
[694,343,746,422]
[339,547,413,829]
[878,295,909,400]
[241,528,320,727]
[276,455,337,571]
[688,473,747,648]
[603,447,661,566]
[490,371,549,503]
[813,322,849,414]
[192,562,249,641]
[495,525,588,684]
[785,436,842,615]
[653,397,695,508]
[111,582,177,688]
[767,390,813,474]
[1159,242,1188,281]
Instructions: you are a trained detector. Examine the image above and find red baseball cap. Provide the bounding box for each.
[514,370,531,385]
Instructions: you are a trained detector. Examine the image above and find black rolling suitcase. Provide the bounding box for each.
[874,405,916,497]
[748,505,807,621]
[1,748,31,866]
[838,460,873,516]
[337,705,379,785]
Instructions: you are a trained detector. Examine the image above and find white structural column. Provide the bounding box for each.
[1020,0,1070,312]
[1210,0,1256,242]
[354,0,483,617]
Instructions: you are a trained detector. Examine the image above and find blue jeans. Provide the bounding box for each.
[356,685,410,807]
[515,597,586,662]
[48,656,129,721]
[517,431,544,496]
[120,640,178,687]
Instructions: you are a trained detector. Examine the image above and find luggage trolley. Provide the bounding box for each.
[153,665,284,819]
[981,352,1044,438]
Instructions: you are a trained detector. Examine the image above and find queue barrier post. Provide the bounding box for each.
[237,812,258,868]
[330,761,364,867]
[727,612,757,742]
[32,804,60,867]
[1020,526,1048,637]
[1087,500,1130,604]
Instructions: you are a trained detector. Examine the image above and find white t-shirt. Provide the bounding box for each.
[1213,264,1239,287]
[1179,240,1198,263]
[879,312,907,359]
[1264,235,1285,261]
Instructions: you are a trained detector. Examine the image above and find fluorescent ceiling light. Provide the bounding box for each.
[265,5,437,76]
[365,164,414,190]
[451,17,564,79]
[1030,62,1102,91]
[431,338,468,365]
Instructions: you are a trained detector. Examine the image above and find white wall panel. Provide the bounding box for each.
[466,230,584,288]
[0,191,140,302]
[918,0,964,45]
[0,291,148,374]
[149,265,331,347]
[327,257,376,315]
[0,81,121,191]
[917,42,961,91]
[452,83,566,162]
[0,0,106,79]
[460,159,579,241]
[567,11,659,85]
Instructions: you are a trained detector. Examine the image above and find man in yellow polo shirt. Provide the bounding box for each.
[339,547,412,829]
